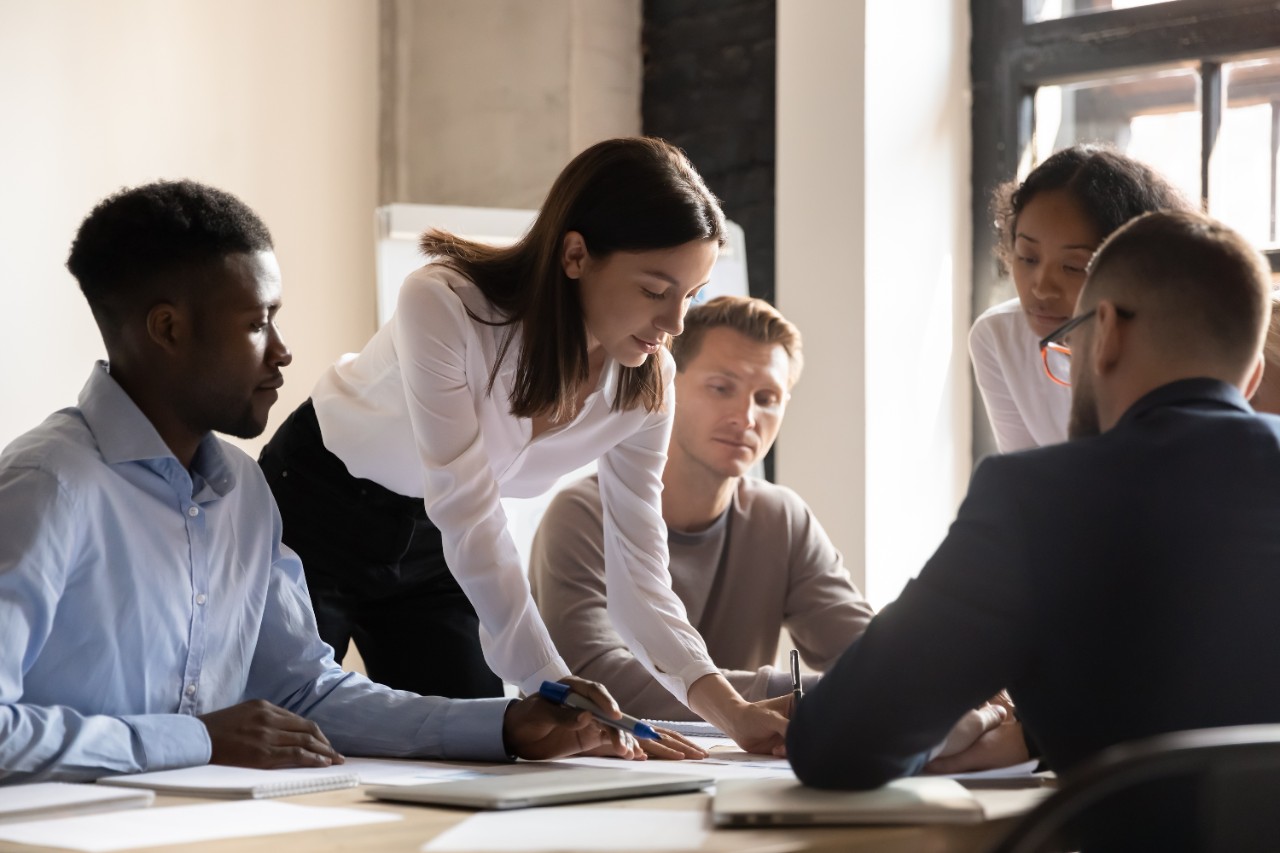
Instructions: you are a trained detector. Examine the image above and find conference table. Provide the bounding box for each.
[0,773,1027,853]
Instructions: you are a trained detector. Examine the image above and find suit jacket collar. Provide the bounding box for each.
[1115,377,1250,429]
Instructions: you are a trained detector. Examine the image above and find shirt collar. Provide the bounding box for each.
[1114,377,1251,429]
[78,361,237,498]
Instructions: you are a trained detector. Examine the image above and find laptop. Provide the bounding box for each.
[712,777,987,826]
[366,767,715,810]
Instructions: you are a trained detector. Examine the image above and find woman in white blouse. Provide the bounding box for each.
[969,145,1190,452]
[259,137,788,756]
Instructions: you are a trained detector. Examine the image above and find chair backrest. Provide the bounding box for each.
[988,724,1280,853]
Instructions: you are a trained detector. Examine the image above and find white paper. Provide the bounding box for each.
[937,759,1040,780]
[971,787,1053,820]
[559,754,794,781]
[700,748,792,771]
[0,783,153,823]
[0,800,400,852]
[422,807,710,852]
[338,757,497,787]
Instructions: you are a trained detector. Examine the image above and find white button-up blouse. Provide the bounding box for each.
[311,264,717,701]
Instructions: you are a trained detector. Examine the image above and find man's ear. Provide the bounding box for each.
[561,231,589,280]
[1091,300,1126,377]
[1244,351,1266,400]
[145,302,187,354]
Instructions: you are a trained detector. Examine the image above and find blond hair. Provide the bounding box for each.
[669,296,803,386]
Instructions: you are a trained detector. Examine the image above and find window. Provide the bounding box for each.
[971,0,1280,457]
[1025,0,1177,23]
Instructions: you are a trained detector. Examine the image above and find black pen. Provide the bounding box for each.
[790,648,802,709]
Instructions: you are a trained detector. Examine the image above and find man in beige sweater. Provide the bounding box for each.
[529,296,875,721]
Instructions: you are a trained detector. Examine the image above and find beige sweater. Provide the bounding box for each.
[529,475,875,720]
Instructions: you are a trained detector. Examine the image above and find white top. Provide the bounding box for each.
[968,297,1072,453]
[310,263,717,700]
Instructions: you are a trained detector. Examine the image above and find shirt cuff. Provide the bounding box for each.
[660,659,720,706]
[438,698,517,762]
[121,713,212,771]
[516,658,573,697]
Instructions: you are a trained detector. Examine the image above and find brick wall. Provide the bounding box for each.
[642,0,776,305]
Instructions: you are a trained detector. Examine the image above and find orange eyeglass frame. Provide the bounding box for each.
[1040,341,1073,387]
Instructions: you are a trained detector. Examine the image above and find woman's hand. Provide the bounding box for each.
[687,675,790,756]
[638,727,709,761]
[924,718,1030,774]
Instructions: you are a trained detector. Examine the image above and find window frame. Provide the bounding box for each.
[970,0,1280,458]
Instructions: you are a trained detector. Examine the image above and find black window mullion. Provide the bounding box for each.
[1201,61,1224,212]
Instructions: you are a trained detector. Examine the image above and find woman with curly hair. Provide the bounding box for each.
[970,145,1192,452]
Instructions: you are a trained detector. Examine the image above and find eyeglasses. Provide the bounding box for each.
[1037,306,1135,387]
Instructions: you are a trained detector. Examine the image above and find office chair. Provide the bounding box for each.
[987,724,1280,853]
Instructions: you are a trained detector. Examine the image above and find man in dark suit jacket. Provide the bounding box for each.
[787,210,1280,847]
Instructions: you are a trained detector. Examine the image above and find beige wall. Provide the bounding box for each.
[776,0,869,595]
[379,0,641,208]
[0,0,380,455]
[778,0,972,608]
[0,0,969,613]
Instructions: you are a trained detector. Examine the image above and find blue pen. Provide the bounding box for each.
[538,681,660,741]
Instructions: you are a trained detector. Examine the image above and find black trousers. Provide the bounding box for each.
[259,399,503,699]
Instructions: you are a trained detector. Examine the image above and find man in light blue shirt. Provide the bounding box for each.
[0,180,639,784]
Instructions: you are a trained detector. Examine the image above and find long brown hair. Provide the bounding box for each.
[419,137,726,421]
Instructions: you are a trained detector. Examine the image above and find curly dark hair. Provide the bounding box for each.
[991,144,1193,273]
[67,180,273,328]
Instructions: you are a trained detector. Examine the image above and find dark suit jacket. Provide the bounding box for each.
[788,379,1280,843]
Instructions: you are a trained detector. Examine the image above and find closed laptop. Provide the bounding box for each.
[366,767,714,810]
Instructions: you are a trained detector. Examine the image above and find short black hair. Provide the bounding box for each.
[992,144,1192,273]
[67,180,273,327]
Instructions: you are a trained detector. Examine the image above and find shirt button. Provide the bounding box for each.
[185,682,197,696]
[187,506,200,517]
[195,593,207,606]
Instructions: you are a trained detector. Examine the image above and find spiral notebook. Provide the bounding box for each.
[98,765,359,799]
[644,719,727,738]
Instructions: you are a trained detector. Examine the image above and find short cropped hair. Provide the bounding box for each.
[1084,210,1271,372]
[670,296,804,386]
[67,180,272,330]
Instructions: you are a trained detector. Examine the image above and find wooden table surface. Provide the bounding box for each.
[0,784,1018,853]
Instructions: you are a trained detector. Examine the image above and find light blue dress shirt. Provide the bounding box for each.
[0,363,512,784]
